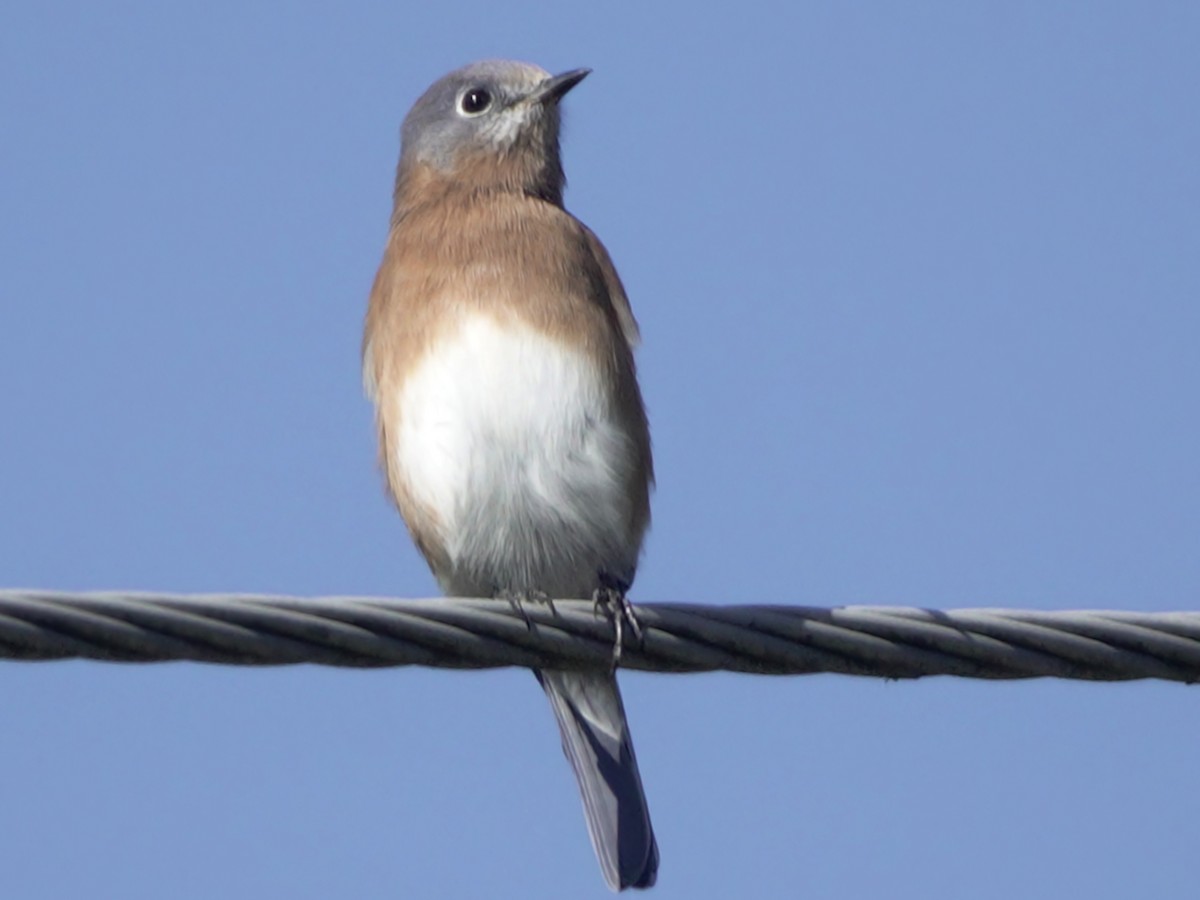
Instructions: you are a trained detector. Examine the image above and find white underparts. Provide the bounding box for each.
[393,314,641,598]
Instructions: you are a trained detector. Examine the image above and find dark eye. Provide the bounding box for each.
[459,87,493,115]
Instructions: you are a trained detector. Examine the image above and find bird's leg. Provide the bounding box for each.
[593,577,643,668]
[496,587,553,631]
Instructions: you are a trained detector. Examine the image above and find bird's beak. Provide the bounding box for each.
[529,68,591,106]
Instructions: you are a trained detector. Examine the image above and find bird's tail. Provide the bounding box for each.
[536,668,659,891]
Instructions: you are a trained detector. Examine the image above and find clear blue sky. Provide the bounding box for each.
[2,3,1198,898]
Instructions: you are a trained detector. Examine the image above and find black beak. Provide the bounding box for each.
[530,68,591,105]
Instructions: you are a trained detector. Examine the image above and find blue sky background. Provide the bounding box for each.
[2,3,1198,898]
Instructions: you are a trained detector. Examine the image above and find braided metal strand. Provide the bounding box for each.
[1,590,1198,683]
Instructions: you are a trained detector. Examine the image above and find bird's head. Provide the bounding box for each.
[396,60,590,204]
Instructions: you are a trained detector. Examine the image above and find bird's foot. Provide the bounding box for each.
[592,587,643,668]
[497,588,553,631]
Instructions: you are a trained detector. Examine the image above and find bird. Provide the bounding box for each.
[362,60,658,890]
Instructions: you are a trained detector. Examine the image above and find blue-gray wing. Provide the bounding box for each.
[579,223,642,350]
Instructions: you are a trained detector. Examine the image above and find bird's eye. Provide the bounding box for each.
[459,87,493,116]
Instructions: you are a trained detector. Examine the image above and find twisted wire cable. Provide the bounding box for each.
[2,590,1198,683]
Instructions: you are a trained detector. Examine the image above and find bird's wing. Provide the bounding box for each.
[580,224,642,349]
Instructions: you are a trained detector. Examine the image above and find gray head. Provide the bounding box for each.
[396,60,590,201]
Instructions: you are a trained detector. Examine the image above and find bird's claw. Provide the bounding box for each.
[592,587,643,668]
[498,589,553,631]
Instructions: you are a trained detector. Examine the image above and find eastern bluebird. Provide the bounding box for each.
[362,61,658,890]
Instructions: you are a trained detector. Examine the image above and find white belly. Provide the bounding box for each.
[392,314,642,598]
